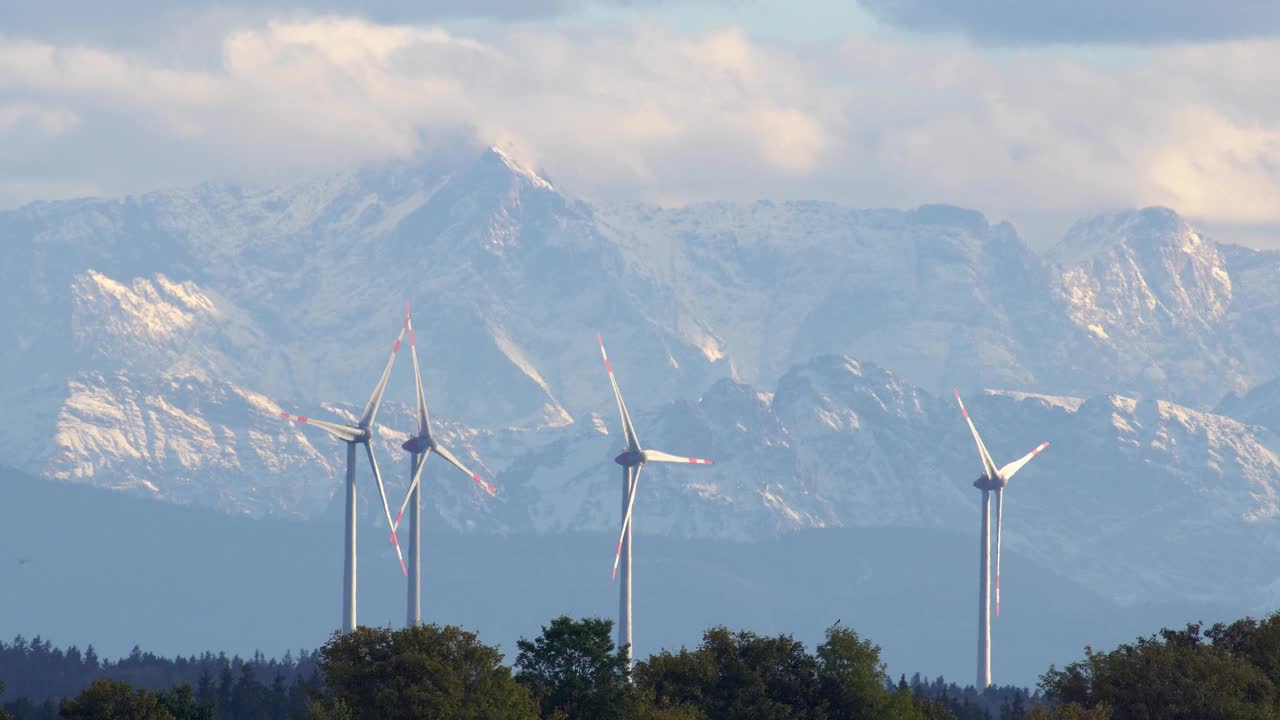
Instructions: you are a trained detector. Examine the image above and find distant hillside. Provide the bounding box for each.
[0,466,1238,688]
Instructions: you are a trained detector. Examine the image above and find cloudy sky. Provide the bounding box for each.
[2,1,1279,247]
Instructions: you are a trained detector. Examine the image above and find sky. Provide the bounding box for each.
[2,1,1279,247]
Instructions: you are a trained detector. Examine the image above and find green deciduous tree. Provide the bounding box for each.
[316,625,538,720]
[514,616,631,720]
[1041,623,1278,720]
[638,626,819,720]
[59,679,175,720]
[156,684,213,720]
[817,624,896,719]
[636,623,940,720]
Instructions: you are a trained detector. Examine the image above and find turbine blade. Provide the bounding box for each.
[358,317,409,429]
[611,463,643,581]
[406,301,432,439]
[364,442,406,576]
[995,488,1003,618]
[433,443,496,496]
[997,441,1050,482]
[643,449,713,465]
[954,390,999,479]
[278,412,361,443]
[598,333,642,453]
[394,449,431,532]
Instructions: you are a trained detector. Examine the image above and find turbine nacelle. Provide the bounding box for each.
[973,474,1005,491]
[614,449,644,467]
[402,435,431,454]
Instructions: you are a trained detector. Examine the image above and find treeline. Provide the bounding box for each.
[904,676,1037,720]
[0,639,318,720]
[0,620,1016,720]
[6,612,1280,719]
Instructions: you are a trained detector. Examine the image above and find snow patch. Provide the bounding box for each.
[490,145,554,191]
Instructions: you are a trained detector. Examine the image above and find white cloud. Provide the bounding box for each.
[0,17,1279,245]
[0,102,78,135]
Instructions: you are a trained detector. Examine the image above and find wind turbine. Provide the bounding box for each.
[954,389,1049,689]
[598,333,713,669]
[392,301,496,626]
[278,318,408,633]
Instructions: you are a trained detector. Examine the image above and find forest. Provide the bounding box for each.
[5,611,1280,719]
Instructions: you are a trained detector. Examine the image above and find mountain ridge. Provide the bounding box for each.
[2,146,1280,625]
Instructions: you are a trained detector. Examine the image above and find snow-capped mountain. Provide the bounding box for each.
[3,145,1280,613]
[1049,207,1280,405]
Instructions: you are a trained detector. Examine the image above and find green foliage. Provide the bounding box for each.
[0,681,12,720]
[625,688,707,720]
[155,684,213,720]
[636,623,937,720]
[817,624,896,719]
[59,679,175,720]
[1025,703,1112,719]
[300,698,353,719]
[316,625,538,720]
[514,616,631,720]
[638,626,819,719]
[1041,622,1279,720]
[1209,613,1280,691]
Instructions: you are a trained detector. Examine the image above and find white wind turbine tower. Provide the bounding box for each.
[391,302,496,626]
[954,390,1049,689]
[598,333,714,669]
[277,317,408,633]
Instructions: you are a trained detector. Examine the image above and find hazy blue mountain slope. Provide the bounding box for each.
[0,466,1232,689]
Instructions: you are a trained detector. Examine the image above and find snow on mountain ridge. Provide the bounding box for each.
[5,148,1280,611]
[1053,207,1232,334]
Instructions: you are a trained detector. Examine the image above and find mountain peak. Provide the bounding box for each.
[1051,205,1233,359]
[1049,206,1198,267]
[484,145,554,191]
